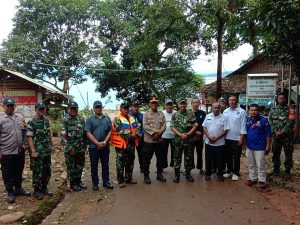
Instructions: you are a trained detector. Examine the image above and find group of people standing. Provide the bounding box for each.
[0,92,295,203]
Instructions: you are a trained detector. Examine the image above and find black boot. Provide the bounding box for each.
[33,188,44,200]
[173,170,180,183]
[144,175,151,184]
[7,192,15,203]
[70,181,81,192]
[14,187,31,196]
[186,171,194,182]
[156,173,166,182]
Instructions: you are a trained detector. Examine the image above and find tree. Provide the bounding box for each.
[0,0,95,93]
[90,0,205,103]
[256,0,300,69]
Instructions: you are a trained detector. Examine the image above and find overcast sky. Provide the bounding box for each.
[0,0,253,109]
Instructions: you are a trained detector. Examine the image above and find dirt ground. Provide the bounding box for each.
[0,137,300,224]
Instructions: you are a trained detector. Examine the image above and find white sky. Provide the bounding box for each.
[0,0,253,109]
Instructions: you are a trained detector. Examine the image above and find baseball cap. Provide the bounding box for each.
[150,97,159,103]
[165,99,173,105]
[93,101,103,108]
[3,98,15,106]
[120,102,130,109]
[68,101,79,108]
[35,102,46,110]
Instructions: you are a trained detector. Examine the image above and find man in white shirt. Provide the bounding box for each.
[162,99,176,168]
[223,95,247,181]
[203,102,229,181]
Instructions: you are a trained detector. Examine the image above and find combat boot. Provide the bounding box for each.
[173,170,180,183]
[14,188,31,196]
[186,171,194,182]
[33,189,44,200]
[70,182,81,192]
[156,173,166,182]
[78,180,87,189]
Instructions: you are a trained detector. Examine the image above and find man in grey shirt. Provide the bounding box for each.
[0,98,31,203]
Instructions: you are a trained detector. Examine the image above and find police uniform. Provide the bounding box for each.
[111,103,140,187]
[61,101,87,192]
[0,98,31,203]
[170,99,197,182]
[27,102,52,199]
[143,97,166,184]
[269,105,295,175]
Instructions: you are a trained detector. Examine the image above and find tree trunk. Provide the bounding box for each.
[249,21,258,57]
[216,12,225,99]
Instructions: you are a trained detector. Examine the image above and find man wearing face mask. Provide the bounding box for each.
[0,98,31,203]
[85,101,113,190]
[27,102,53,200]
[61,101,87,192]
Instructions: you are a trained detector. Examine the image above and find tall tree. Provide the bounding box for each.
[90,0,205,103]
[0,0,95,93]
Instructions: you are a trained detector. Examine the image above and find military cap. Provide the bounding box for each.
[165,99,173,105]
[35,102,46,109]
[120,102,130,109]
[149,97,159,103]
[68,101,79,108]
[93,100,103,108]
[3,98,15,106]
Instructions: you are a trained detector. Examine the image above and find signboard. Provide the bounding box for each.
[247,74,277,97]
[0,89,37,104]
[239,93,274,107]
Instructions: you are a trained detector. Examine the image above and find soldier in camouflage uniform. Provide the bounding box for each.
[27,102,53,200]
[269,93,295,178]
[61,101,87,192]
[170,99,198,183]
[111,103,141,188]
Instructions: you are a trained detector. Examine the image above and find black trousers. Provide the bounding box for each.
[142,142,164,176]
[225,139,242,175]
[205,144,225,176]
[136,139,144,169]
[1,153,25,193]
[162,138,174,168]
[191,139,204,170]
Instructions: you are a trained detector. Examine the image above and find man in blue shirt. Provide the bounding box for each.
[245,104,272,189]
[129,101,144,172]
[85,101,113,190]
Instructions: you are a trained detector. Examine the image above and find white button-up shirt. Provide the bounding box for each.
[162,110,176,139]
[202,113,229,146]
[223,106,247,141]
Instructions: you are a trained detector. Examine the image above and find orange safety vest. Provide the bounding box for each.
[111,114,138,149]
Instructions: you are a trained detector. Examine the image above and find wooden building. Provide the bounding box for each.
[199,54,293,105]
[0,67,72,121]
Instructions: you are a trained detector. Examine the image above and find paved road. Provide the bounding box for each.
[84,166,289,225]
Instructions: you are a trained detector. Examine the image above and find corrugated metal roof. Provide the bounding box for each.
[0,67,73,100]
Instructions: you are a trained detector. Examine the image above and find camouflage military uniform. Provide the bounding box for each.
[27,116,52,192]
[269,105,295,173]
[61,114,86,187]
[170,109,197,173]
[113,116,141,183]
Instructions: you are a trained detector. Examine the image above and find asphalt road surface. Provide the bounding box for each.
[83,165,289,225]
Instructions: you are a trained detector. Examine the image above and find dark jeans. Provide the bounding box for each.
[205,144,225,176]
[191,139,204,170]
[162,138,174,168]
[1,153,25,193]
[225,139,242,175]
[89,147,110,185]
[142,142,164,176]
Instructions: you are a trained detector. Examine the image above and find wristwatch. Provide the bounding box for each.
[103,141,106,145]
